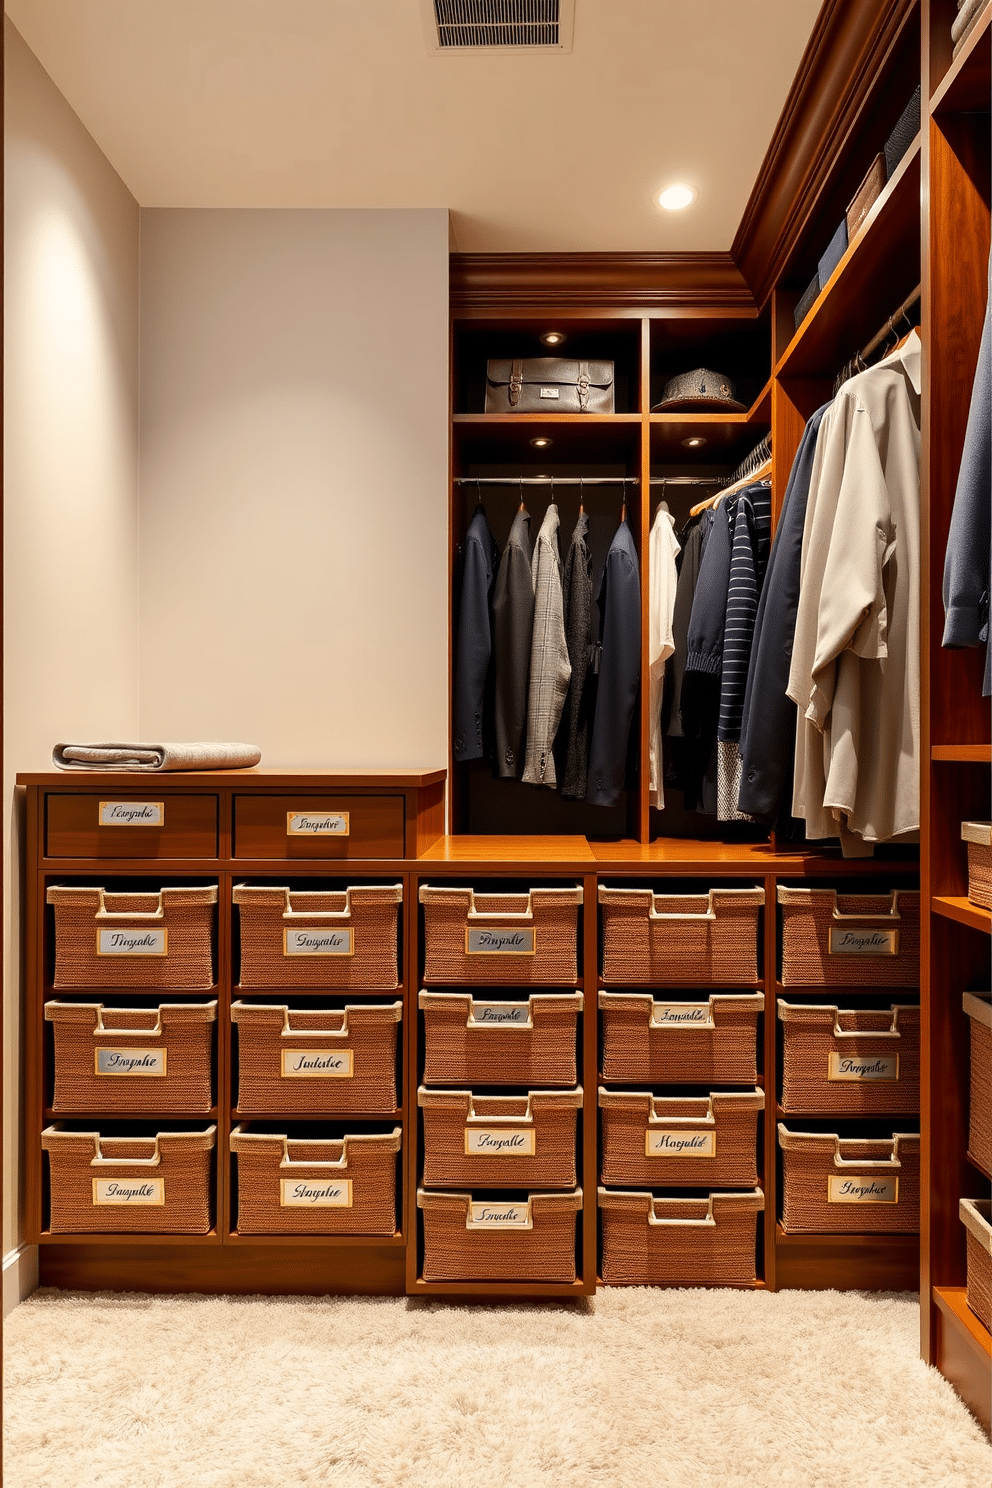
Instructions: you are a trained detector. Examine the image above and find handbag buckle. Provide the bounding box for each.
[509,359,523,407]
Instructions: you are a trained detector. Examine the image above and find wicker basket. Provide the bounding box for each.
[45,1001,217,1114]
[778,1001,920,1116]
[778,888,919,987]
[599,991,763,1085]
[234,884,402,989]
[47,885,217,990]
[42,1125,215,1233]
[960,1198,992,1332]
[599,886,764,986]
[417,1187,581,1282]
[778,1126,920,1233]
[418,1087,582,1189]
[964,993,992,1175]
[232,1001,402,1114]
[598,1088,763,1188]
[962,823,992,910]
[231,1126,401,1235]
[598,1188,764,1287]
[419,885,582,986]
[419,991,582,1086]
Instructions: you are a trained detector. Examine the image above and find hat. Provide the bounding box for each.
[652,368,747,413]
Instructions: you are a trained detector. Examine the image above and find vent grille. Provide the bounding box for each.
[433,0,560,49]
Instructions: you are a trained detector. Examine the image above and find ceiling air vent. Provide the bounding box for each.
[422,0,575,52]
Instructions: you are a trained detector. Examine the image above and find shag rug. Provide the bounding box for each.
[4,1288,991,1487]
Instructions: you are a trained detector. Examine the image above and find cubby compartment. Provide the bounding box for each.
[598,1187,764,1287]
[598,1088,763,1189]
[599,991,763,1086]
[419,1087,582,1190]
[234,881,403,991]
[42,1121,216,1235]
[47,882,219,991]
[232,999,403,1116]
[777,999,920,1117]
[45,999,217,1115]
[231,1122,401,1237]
[418,1187,582,1283]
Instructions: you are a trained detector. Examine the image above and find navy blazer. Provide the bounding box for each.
[587,521,640,808]
[453,505,500,763]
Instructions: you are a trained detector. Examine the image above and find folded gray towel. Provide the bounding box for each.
[952,0,984,47]
[54,741,262,772]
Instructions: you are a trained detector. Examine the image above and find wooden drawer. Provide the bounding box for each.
[46,794,218,859]
[234,795,404,859]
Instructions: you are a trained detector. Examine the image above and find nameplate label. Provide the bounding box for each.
[93,1178,165,1206]
[97,929,167,957]
[281,1049,354,1078]
[99,801,164,827]
[283,929,354,956]
[827,1176,899,1204]
[280,1179,353,1207]
[646,1129,716,1158]
[539,388,560,399]
[95,1048,167,1077]
[468,1202,531,1229]
[465,1128,536,1156]
[286,812,350,837]
[472,1003,531,1026]
[828,1053,899,1082]
[465,929,535,955]
[650,1004,714,1028]
[829,928,899,956]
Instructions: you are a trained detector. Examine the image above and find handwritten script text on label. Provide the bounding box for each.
[465,928,536,955]
[829,928,899,956]
[280,1179,353,1207]
[827,1053,899,1082]
[97,929,167,957]
[95,1048,167,1077]
[468,1202,531,1228]
[92,1178,165,1206]
[827,1176,899,1204]
[646,1129,716,1158]
[283,929,354,957]
[472,1004,531,1026]
[465,1128,536,1156]
[280,1050,354,1078]
[650,1004,715,1028]
[286,812,350,837]
[99,801,164,827]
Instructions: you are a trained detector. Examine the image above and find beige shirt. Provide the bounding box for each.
[522,502,571,787]
[788,331,921,846]
[648,504,680,809]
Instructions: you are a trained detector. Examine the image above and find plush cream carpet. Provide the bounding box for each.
[4,1287,990,1487]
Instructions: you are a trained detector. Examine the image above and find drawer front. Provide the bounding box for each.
[234,795,405,859]
[46,794,218,859]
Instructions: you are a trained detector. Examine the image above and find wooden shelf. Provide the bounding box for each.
[418,834,595,864]
[226,1230,406,1247]
[232,985,404,997]
[231,1109,404,1122]
[38,1230,221,1245]
[934,1285,992,1359]
[410,1277,593,1296]
[931,896,992,935]
[931,5,992,115]
[452,412,641,465]
[45,1108,219,1122]
[775,982,920,997]
[649,413,765,463]
[777,1227,919,1247]
[931,745,992,762]
[747,376,773,424]
[774,139,921,380]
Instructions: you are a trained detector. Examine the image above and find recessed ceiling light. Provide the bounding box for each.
[681,435,707,449]
[529,436,553,448]
[656,184,696,212]
[539,331,566,347]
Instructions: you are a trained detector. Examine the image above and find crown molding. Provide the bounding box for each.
[450,252,755,312]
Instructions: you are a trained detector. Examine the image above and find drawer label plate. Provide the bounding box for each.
[646,1129,716,1158]
[650,1003,714,1029]
[93,1178,165,1206]
[283,929,354,956]
[95,1047,167,1077]
[286,811,350,837]
[97,929,168,957]
[827,1176,899,1204]
[828,1053,900,1082]
[280,1179,353,1207]
[468,1201,532,1228]
[99,801,165,827]
[466,929,535,955]
[829,928,899,956]
[280,1049,354,1078]
[465,1127,536,1156]
[471,1003,531,1026]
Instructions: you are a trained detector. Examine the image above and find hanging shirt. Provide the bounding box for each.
[558,511,595,801]
[522,503,571,788]
[942,255,991,697]
[663,513,709,794]
[492,507,534,778]
[452,504,499,763]
[789,330,922,847]
[648,504,681,809]
[587,519,641,808]
[716,482,772,821]
[682,504,733,815]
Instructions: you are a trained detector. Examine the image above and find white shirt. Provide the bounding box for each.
[648,504,681,809]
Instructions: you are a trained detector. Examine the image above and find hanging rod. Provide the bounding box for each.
[454,475,726,488]
[859,284,921,363]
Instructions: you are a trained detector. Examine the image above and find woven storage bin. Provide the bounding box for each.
[234,884,402,989]
[45,1001,216,1114]
[598,1088,762,1188]
[418,1188,581,1282]
[232,1001,401,1114]
[42,1125,215,1233]
[778,888,919,987]
[778,1126,920,1233]
[961,1198,992,1332]
[419,884,582,986]
[420,991,582,1086]
[599,886,763,986]
[598,1188,763,1287]
[964,994,992,1174]
[599,991,763,1084]
[778,1001,919,1116]
[231,1127,401,1235]
[47,885,217,990]
[962,823,992,910]
[419,1087,582,1189]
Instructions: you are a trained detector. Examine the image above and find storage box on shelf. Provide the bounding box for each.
[598,886,764,986]
[599,992,763,1085]
[777,1002,920,1116]
[232,1002,402,1115]
[47,884,218,990]
[598,1189,764,1287]
[417,1188,582,1283]
[777,888,920,987]
[961,823,992,909]
[419,884,582,985]
[778,1127,920,1234]
[598,1089,763,1189]
[231,1127,401,1236]
[960,1198,992,1333]
[419,991,583,1087]
[42,1125,216,1234]
[234,884,403,990]
[45,1001,217,1115]
[233,794,405,860]
[46,793,219,859]
[963,993,992,1174]
[418,1087,582,1190]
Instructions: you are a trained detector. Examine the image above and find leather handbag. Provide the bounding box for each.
[846,153,886,242]
[485,358,614,414]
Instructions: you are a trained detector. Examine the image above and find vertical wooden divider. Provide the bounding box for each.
[582,870,600,1291]
[638,315,653,844]
[404,869,420,1291]
[23,789,43,1240]
[217,867,233,1240]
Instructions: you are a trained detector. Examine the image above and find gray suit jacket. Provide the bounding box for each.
[523,503,571,787]
[558,512,594,800]
[493,508,534,777]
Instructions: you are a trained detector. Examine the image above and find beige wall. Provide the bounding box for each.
[138,208,449,769]
[3,18,141,1306]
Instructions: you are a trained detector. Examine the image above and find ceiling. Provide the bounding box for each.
[5,0,825,253]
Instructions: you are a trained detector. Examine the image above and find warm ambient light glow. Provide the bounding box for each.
[529,436,553,448]
[539,331,566,346]
[656,184,696,212]
[681,436,707,449]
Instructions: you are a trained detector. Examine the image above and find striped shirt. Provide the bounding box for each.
[718,482,772,744]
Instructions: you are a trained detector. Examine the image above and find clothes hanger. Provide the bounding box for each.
[578,474,584,516]
[620,478,627,525]
[518,477,526,514]
[688,457,772,519]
